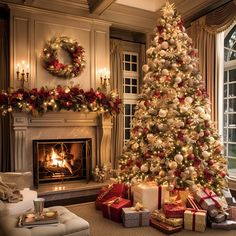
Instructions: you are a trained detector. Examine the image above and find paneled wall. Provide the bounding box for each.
[9,4,111,90]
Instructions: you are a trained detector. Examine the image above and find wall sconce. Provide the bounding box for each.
[97,67,110,93]
[16,60,29,88]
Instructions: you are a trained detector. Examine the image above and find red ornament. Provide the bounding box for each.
[187,153,195,160]
[204,130,211,137]
[186,118,192,124]
[204,121,210,128]
[215,147,222,154]
[221,172,226,178]
[208,160,214,166]
[158,152,165,159]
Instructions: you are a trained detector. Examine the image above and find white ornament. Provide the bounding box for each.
[132,165,139,173]
[159,109,168,118]
[162,69,169,76]
[161,41,169,49]
[195,106,204,114]
[131,143,139,150]
[174,154,184,163]
[169,161,178,170]
[146,47,154,55]
[172,63,177,69]
[142,64,149,73]
[184,97,193,104]
[140,164,149,173]
[175,76,182,84]
[202,151,210,159]
[189,166,194,172]
[159,50,166,57]
[170,38,175,44]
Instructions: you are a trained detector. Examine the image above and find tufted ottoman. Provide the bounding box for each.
[1,205,90,236]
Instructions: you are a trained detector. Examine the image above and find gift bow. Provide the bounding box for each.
[201,188,221,209]
[131,202,144,211]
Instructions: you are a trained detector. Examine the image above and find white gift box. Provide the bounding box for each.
[132,183,169,212]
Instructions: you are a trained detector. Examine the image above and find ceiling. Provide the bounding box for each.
[0,0,233,32]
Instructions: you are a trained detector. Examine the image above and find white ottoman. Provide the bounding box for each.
[1,205,90,236]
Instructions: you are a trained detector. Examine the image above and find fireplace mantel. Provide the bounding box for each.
[11,111,113,173]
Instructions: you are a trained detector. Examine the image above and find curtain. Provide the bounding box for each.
[110,39,123,168]
[187,1,236,125]
[0,18,11,171]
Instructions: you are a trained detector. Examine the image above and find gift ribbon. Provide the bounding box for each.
[106,197,120,219]
[98,184,114,201]
[185,208,206,231]
[199,188,221,208]
[158,186,162,209]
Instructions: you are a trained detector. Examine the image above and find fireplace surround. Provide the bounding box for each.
[11,111,113,187]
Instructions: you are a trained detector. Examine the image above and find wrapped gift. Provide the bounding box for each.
[133,183,169,212]
[228,206,236,220]
[193,188,222,211]
[186,196,202,210]
[211,213,226,223]
[171,189,190,206]
[150,217,182,234]
[95,183,126,210]
[208,208,218,218]
[102,196,131,222]
[122,207,150,227]
[152,210,183,227]
[211,220,236,230]
[184,208,207,232]
[222,188,234,205]
[163,202,186,218]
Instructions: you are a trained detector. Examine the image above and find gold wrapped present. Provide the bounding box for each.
[152,210,183,227]
[184,208,207,232]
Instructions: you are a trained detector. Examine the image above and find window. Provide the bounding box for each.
[123,52,139,143]
[224,25,236,176]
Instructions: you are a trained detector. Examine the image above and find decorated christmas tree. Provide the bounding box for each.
[118,1,228,194]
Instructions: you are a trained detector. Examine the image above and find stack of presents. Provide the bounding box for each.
[95,182,236,233]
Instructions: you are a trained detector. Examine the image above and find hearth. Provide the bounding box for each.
[33,139,92,188]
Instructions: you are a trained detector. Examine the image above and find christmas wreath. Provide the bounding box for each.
[42,36,86,79]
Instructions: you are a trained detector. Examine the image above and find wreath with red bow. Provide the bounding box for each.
[42,36,86,79]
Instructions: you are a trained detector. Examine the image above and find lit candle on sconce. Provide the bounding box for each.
[16,60,30,88]
[97,67,110,93]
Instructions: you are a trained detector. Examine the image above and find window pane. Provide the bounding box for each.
[125,78,130,85]
[132,87,137,94]
[125,86,130,93]
[224,85,227,97]
[228,158,236,169]
[125,104,130,115]
[229,69,236,82]
[125,117,131,127]
[229,83,236,96]
[132,63,137,72]
[131,105,136,115]
[132,55,137,62]
[224,48,229,61]
[224,71,227,83]
[224,143,227,155]
[125,129,130,140]
[223,129,227,140]
[229,144,236,157]
[229,99,236,112]
[132,79,137,85]
[125,63,130,71]
[229,114,236,126]
[125,54,130,61]
[230,50,236,60]
[229,129,236,142]
[224,99,227,112]
[224,115,227,127]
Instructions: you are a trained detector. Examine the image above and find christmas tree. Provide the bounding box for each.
[118,1,228,194]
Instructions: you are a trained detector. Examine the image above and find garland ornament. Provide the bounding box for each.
[42,36,86,79]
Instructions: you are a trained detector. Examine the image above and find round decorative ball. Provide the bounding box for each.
[161,41,169,49]
[184,96,193,104]
[159,109,168,118]
[159,170,166,177]
[142,64,149,73]
[174,154,184,163]
[202,151,210,159]
[162,69,169,76]
[169,161,178,170]
[140,164,149,173]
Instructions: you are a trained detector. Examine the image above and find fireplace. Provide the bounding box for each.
[33,139,92,187]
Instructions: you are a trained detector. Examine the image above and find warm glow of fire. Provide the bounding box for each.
[50,148,65,167]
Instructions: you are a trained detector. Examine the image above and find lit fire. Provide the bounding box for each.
[50,148,65,167]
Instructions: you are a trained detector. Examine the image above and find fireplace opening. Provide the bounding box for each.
[33,139,92,188]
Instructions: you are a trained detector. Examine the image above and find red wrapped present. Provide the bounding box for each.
[228,206,236,221]
[150,217,182,234]
[102,196,131,222]
[95,183,126,210]
[163,202,186,218]
[186,196,202,210]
